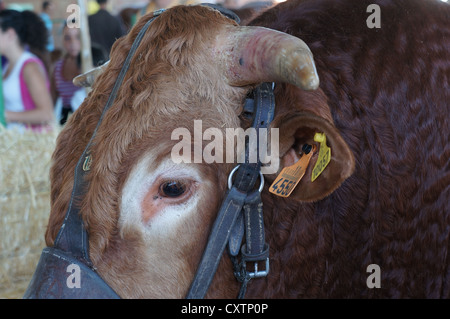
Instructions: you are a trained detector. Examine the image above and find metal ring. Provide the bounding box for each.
[227,164,265,193]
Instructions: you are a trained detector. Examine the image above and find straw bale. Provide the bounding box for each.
[0,125,60,299]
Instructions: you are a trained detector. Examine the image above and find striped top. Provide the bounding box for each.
[53,59,80,108]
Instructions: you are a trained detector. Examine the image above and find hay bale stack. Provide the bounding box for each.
[0,126,59,298]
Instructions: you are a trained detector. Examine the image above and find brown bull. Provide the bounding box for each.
[46,0,449,298]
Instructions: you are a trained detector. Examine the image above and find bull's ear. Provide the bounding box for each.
[268,111,355,202]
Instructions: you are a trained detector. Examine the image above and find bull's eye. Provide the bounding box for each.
[159,181,186,198]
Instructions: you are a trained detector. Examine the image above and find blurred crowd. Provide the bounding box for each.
[0,0,275,132]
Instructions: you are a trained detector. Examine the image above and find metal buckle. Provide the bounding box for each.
[246,258,270,279]
[228,164,264,193]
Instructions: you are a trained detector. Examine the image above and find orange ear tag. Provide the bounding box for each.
[311,132,331,182]
[269,144,316,197]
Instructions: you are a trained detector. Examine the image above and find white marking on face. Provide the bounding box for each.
[117,152,218,298]
[120,154,202,242]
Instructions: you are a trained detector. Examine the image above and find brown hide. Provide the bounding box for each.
[240,0,450,298]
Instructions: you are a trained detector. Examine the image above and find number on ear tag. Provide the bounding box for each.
[269,145,315,197]
[311,132,331,182]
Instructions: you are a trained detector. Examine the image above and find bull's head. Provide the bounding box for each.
[48,5,354,298]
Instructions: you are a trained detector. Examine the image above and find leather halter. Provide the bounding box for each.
[24,5,273,299]
[187,83,274,298]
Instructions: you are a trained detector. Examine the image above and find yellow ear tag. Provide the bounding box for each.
[269,144,315,197]
[311,132,331,182]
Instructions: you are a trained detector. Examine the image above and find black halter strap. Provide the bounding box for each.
[186,83,275,299]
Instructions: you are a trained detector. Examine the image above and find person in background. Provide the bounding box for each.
[0,10,54,132]
[40,1,55,53]
[88,0,125,59]
[53,43,107,123]
[51,21,82,125]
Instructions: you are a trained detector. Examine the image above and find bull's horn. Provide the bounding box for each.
[73,60,110,87]
[221,26,319,90]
